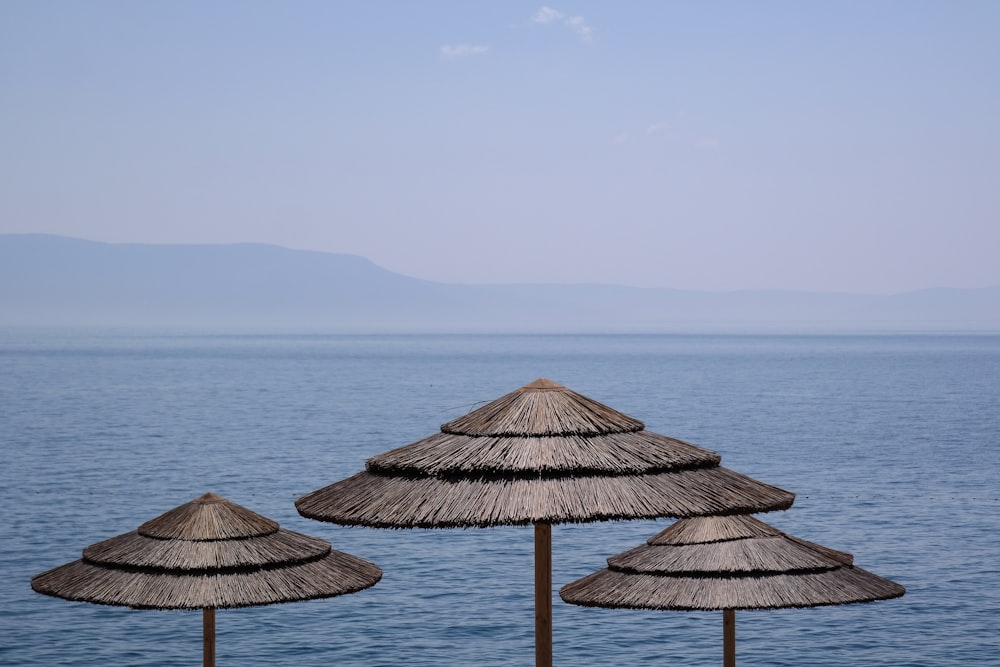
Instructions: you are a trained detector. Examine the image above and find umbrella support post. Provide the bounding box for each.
[723,608,735,667]
[535,522,552,667]
[204,607,216,667]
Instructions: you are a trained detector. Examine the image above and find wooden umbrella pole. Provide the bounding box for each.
[535,522,552,667]
[723,608,735,667]
[204,607,216,667]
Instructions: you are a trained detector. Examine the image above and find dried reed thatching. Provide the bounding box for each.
[32,492,382,610]
[296,379,794,527]
[32,493,382,667]
[296,379,795,667]
[560,514,905,666]
[560,514,904,610]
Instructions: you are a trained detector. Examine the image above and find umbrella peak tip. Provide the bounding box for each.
[194,492,226,504]
[519,378,565,391]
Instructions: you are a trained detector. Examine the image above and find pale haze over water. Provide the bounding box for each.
[2,2,999,294]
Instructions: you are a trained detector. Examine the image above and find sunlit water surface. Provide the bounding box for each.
[2,332,998,666]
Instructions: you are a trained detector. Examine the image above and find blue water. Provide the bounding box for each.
[1,331,998,666]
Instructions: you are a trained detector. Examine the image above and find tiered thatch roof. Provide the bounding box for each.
[296,379,796,667]
[296,379,794,526]
[560,513,905,611]
[32,492,382,610]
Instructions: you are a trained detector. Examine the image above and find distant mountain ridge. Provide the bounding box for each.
[2,234,998,332]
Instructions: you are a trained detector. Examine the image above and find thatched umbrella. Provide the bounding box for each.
[296,378,795,666]
[560,513,905,666]
[31,492,383,667]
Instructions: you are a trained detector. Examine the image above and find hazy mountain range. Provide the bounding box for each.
[2,234,998,332]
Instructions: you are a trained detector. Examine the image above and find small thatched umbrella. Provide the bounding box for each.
[296,378,795,667]
[31,492,383,667]
[560,513,905,666]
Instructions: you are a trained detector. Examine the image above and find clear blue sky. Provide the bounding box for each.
[2,1,998,293]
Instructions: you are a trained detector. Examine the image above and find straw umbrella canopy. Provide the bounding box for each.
[296,378,795,667]
[560,513,905,666]
[31,492,383,667]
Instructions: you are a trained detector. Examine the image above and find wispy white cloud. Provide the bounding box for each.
[564,15,593,43]
[440,44,489,59]
[532,6,593,43]
[532,6,564,24]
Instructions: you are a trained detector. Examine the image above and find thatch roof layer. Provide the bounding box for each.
[32,493,382,610]
[297,467,793,528]
[608,536,845,575]
[367,431,720,476]
[440,378,645,437]
[649,514,782,545]
[82,528,330,570]
[560,566,904,611]
[560,514,904,611]
[139,492,278,540]
[31,551,382,609]
[32,549,382,610]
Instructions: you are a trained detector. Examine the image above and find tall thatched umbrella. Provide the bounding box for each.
[31,492,383,667]
[560,513,905,666]
[296,378,795,667]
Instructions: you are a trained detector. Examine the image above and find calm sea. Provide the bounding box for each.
[1,331,998,666]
